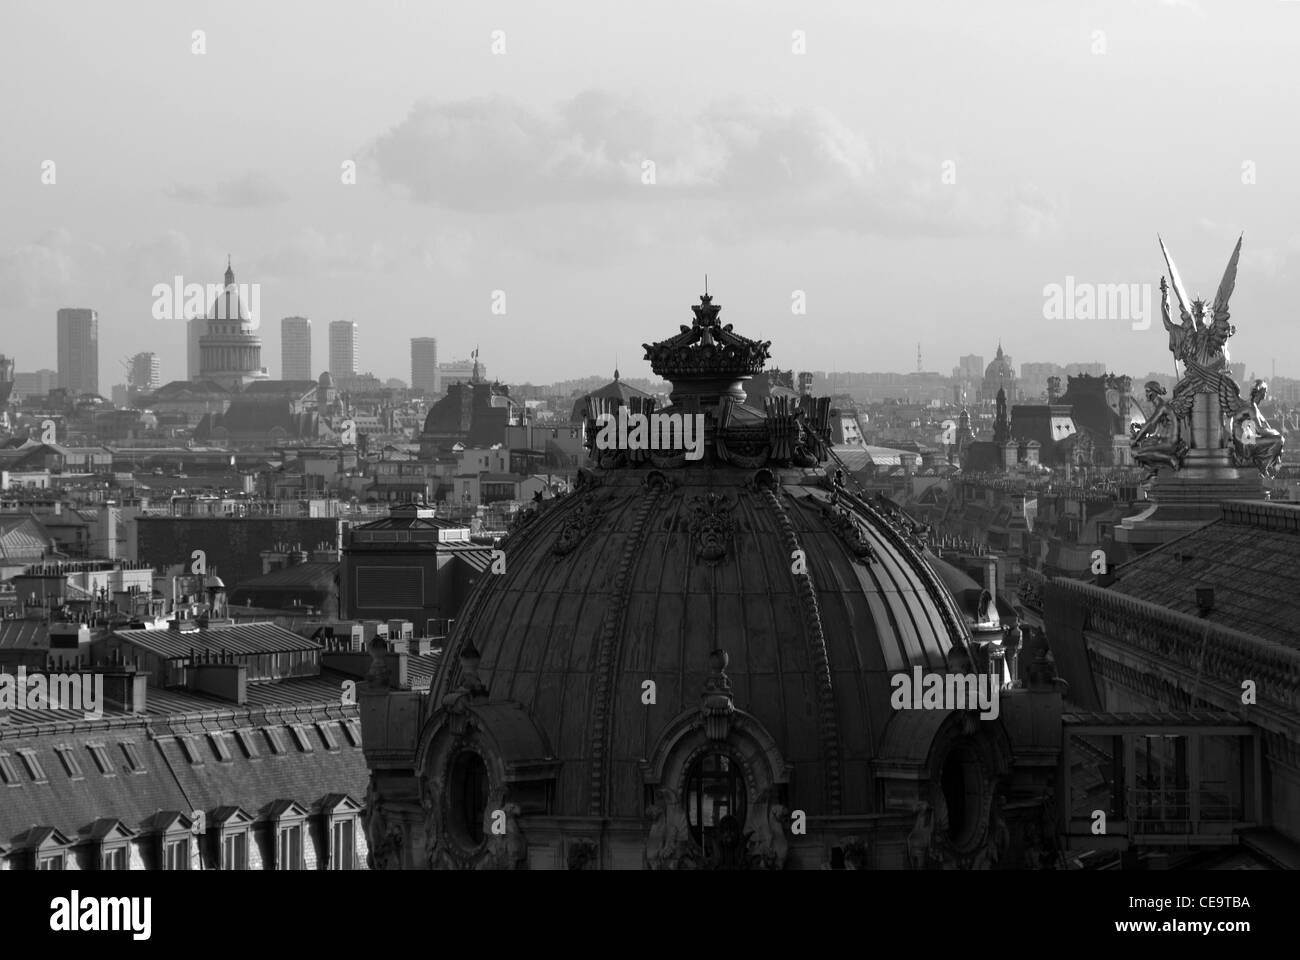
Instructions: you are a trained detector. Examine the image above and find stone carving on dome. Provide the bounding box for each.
[478,797,528,870]
[646,788,703,870]
[441,640,489,719]
[744,786,790,870]
[689,493,736,566]
[700,648,735,741]
[552,494,603,556]
[641,469,676,492]
[363,778,405,869]
[822,499,877,563]
[905,801,940,870]
[567,838,599,870]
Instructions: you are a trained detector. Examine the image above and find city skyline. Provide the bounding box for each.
[5,2,1300,389]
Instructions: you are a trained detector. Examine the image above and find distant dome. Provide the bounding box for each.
[984,346,1014,382]
[318,371,334,388]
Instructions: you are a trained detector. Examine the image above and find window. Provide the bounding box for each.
[264,727,287,755]
[330,819,354,870]
[340,720,362,747]
[119,741,146,774]
[449,751,489,848]
[317,722,339,751]
[102,846,128,871]
[0,751,20,786]
[684,752,747,849]
[940,740,986,850]
[53,745,84,780]
[16,749,47,783]
[177,736,203,765]
[222,831,248,870]
[86,743,115,776]
[164,838,189,871]
[289,725,314,753]
[38,854,64,871]
[277,825,303,870]
[233,729,260,759]
[208,733,232,762]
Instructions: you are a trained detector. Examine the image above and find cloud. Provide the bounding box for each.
[254,227,394,278]
[364,91,995,239]
[1005,185,1061,241]
[0,229,104,307]
[165,170,289,207]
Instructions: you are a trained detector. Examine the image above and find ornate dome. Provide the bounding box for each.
[381,292,1009,871]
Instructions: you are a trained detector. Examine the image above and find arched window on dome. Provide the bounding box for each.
[939,739,986,850]
[684,752,747,852]
[449,750,490,848]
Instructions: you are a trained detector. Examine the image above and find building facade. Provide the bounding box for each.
[57,308,99,396]
[330,321,359,379]
[282,316,313,381]
[411,338,438,395]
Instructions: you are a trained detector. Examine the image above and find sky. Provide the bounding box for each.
[2,0,1299,390]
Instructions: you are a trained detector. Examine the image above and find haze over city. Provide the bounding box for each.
[3,0,1300,387]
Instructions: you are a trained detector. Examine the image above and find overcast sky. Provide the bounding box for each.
[2,0,1299,390]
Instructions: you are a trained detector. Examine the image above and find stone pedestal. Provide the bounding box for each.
[1116,391,1263,554]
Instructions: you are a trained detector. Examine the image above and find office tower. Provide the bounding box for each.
[411,337,438,394]
[128,351,162,395]
[282,316,312,380]
[57,308,99,396]
[329,320,359,378]
[0,354,13,406]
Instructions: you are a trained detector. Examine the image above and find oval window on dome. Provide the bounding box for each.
[940,740,985,850]
[684,752,747,850]
[449,750,490,848]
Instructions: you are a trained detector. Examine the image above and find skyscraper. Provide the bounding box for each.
[282,316,312,380]
[411,337,438,395]
[128,352,162,395]
[57,308,99,396]
[329,320,358,378]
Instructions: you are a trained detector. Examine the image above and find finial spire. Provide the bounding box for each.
[704,274,708,296]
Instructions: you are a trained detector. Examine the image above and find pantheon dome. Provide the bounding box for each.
[359,293,1062,870]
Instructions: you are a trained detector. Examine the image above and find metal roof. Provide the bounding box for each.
[112,622,321,660]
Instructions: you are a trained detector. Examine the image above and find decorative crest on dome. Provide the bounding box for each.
[700,648,735,741]
[552,493,603,556]
[689,493,736,566]
[642,292,771,383]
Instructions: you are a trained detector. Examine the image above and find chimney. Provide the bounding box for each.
[1196,586,1215,617]
[93,660,148,714]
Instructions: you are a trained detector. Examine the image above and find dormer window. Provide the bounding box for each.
[277,825,302,870]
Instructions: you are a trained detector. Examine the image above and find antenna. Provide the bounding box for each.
[704,274,709,296]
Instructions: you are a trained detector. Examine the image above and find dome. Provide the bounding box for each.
[318,371,334,388]
[984,343,1014,382]
[390,292,1011,871]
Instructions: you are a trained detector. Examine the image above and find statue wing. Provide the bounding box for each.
[1158,235,1194,324]
[1211,233,1243,324]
